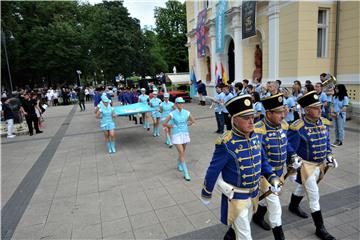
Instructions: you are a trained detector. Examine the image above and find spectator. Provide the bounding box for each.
[197,80,207,106]
[242,79,249,94]
[315,82,328,118]
[1,98,15,138]
[331,84,349,146]
[246,84,254,94]
[283,88,296,123]
[234,82,243,96]
[78,87,86,111]
[252,92,264,123]
[85,87,90,101]
[20,93,42,136]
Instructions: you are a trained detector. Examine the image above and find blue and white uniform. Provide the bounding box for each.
[150,97,162,118]
[160,101,174,123]
[138,94,149,105]
[169,109,191,144]
[99,103,115,131]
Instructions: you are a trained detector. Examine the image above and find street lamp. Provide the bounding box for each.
[1,27,14,93]
[76,70,82,86]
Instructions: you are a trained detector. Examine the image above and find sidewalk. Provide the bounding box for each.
[1,101,359,240]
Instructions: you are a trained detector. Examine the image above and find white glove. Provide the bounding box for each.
[270,181,282,193]
[201,198,212,207]
[288,174,297,183]
[326,155,338,168]
[292,155,302,169]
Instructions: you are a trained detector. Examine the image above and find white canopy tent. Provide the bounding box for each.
[166,73,190,85]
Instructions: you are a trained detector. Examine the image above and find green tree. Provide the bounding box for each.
[154,0,188,73]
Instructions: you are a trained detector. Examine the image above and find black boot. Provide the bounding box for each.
[289,194,308,218]
[272,226,285,240]
[253,205,271,231]
[223,227,236,240]
[311,211,336,240]
[202,101,206,106]
[139,117,143,125]
[134,117,137,124]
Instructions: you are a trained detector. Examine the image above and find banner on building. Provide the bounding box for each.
[197,9,207,58]
[242,1,256,39]
[216,0,227,53]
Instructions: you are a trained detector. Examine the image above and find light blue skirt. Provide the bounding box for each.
[101,121,116,131]
[152,111,161,119]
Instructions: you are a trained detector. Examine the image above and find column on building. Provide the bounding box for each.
[268,1,280,80]
[232,10,243,82]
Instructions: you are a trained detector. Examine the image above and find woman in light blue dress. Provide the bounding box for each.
[149,90,162,137]
[138,88,150,130]
[96,95,116,153]
[159,93,175,147]
[162,97,195,181]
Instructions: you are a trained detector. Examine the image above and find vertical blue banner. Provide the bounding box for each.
[197,9,207,58]
[216,0,227,53]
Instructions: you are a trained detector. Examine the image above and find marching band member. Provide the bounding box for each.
[163,97,195,181]
[96,95,116,153]
[253,93,300,240]
[159,93,175,147]
[287,91,337,240]
[149,89,162,137]
[201,95,279,240]
[138,88,150,130]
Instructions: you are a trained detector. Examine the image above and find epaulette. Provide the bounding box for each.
[281,120,289,130]
[289,119,304,131]
[215,131,232,145]
[320,117,331,126]
[254,121,266,134]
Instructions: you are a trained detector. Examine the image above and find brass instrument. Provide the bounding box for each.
[322,74,336,92]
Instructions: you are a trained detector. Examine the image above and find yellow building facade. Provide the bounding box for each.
[186,1,360,115]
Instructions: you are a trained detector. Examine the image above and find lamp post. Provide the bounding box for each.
[1,27,14,93]
[76,70,82,86]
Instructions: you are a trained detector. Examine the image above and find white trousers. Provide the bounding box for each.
[293,167,321,213]
[259,193,282,228]
[6,119,14,136]
[232,198,253,240]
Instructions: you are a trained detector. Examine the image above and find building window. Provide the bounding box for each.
[317,9,329,58]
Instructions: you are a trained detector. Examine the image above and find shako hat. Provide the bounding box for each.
[225,94,254,117]
[261,93,285,111]
[297,90,322,108]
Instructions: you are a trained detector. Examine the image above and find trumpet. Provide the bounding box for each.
[322,74,336,92]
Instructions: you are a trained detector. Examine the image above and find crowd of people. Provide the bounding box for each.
[210,73,349,147]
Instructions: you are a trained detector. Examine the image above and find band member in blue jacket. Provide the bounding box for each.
[287,91,337,240]
[253,93,301,240]
[201,94,280,240]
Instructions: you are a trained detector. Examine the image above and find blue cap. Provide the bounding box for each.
[101,95,110,103]
[175,97,185,103]
[164,93,170,98]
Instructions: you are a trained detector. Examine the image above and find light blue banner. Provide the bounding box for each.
[114,103,154,116]
[216,0,227,53]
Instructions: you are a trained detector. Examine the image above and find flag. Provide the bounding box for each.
[190,67,197,98]
[215,63,222,86]
[221,63,228,86]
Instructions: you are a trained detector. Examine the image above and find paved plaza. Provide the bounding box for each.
[2,101,360,240]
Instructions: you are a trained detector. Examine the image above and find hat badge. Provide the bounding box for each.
[314,94,319,100]
[244,99,251,106]
[278,96,283,102]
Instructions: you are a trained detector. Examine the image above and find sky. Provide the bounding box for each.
[87,0,168,28]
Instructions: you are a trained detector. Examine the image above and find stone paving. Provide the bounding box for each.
[1,100,359,240]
